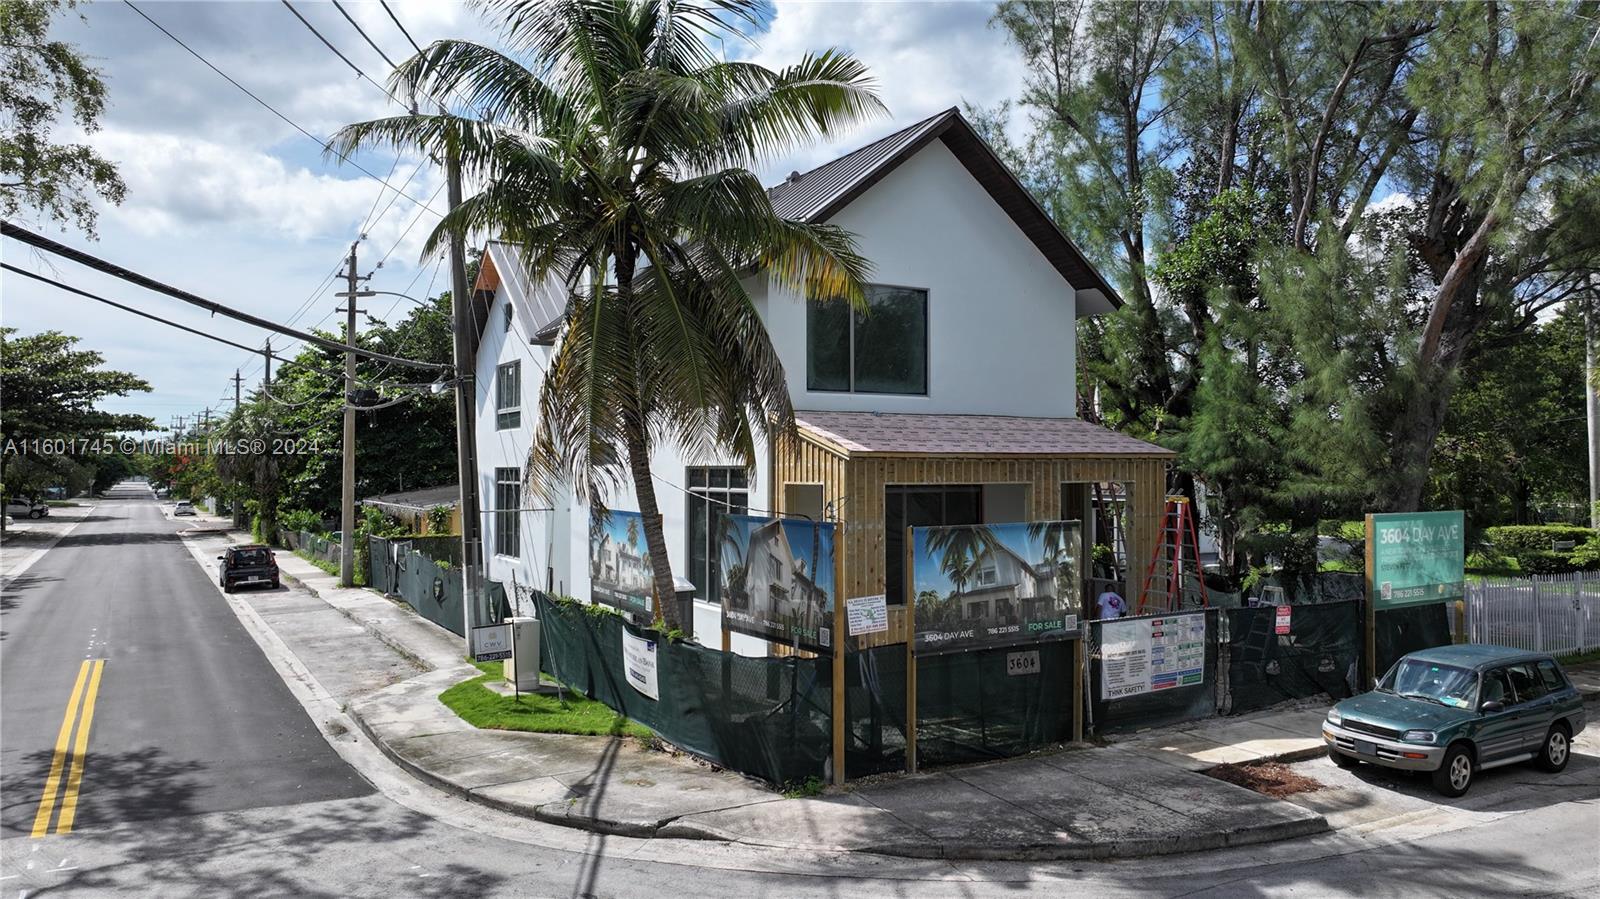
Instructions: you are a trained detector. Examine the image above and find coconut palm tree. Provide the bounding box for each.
[329,0,883,626]
[923,524,1000,596]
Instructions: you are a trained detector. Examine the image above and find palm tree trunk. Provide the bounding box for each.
[613,247,682,630]
[624,419,680,630]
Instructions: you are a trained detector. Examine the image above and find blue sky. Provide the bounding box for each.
[2,1,1024,428]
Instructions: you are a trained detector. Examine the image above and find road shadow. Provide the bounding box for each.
[1133,839,1565,897]
[55,531,181,548]
[0,573,63,637]
[17,795,504,898]
[1,746,207,838]
[1328,748,1599,813]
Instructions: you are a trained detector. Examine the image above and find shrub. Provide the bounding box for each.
[427,505,453,535]
[279,508,324,535]
[1482,525,1596,557]
[1517,550,1576,576]
[1568,538,1600,571]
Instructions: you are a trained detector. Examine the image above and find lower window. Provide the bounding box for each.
[495,467,520,557]
[686,466,748,604]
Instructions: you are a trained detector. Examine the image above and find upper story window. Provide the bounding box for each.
[503,301,514,332]
[495,361,521,430]
[806,284,928,395]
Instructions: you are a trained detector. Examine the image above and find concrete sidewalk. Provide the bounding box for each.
[184,526,1337,860]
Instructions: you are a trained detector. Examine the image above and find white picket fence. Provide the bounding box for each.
[1460,572,1600,656]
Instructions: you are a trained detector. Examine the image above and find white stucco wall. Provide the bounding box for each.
[475,254,771,654]
[474,136,1087,650]
[762,138,1080,417]
[473,258,559,601]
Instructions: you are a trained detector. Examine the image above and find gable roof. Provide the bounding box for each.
[766,108,1122,310]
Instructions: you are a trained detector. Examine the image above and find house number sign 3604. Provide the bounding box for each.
[1006,650,1040,676]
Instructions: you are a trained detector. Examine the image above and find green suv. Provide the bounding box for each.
[1322,644,1586,797]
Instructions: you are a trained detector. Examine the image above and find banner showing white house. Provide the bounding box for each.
[718,513,835,654]
[589,509,654,615]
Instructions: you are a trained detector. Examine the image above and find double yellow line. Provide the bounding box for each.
[30,659,106,837]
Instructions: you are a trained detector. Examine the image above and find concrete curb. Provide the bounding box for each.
[345,671,1331,861]
[346,699,478,800]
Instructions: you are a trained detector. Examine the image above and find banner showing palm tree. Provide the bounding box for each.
[589,509,654,614]
[912,520,1084,655]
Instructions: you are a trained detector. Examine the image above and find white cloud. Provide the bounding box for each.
[742,1,1026,181]
[91,128,442,252]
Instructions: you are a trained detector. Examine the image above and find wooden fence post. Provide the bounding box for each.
[905,526,918,775]
[831,530,846,786]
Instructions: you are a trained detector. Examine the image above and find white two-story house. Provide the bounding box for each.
[471,107,1173,652]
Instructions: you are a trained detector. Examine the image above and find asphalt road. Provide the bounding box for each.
[2,483,1596,896]
[0,482,371,839]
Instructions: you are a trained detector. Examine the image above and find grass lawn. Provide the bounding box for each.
[294,549,339,578]
[1558,647,1600,667]
[440,661,651,738]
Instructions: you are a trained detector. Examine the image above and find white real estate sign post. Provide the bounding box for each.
[1099,613,1206,699]
[471,623,513,662]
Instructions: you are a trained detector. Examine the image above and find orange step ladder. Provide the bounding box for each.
[1138,496,1209,614]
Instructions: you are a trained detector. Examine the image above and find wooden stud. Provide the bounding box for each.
[1364,513,1377,689]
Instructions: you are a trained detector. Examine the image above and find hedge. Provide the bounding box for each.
[1482,525,1596,557]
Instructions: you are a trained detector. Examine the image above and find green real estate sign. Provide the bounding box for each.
[1366,511,1465,610]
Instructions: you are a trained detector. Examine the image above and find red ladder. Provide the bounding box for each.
[1138,496,1209,614]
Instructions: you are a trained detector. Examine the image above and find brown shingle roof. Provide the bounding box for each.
[794,411,1172,457]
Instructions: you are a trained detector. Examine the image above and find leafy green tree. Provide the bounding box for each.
[0,0,126,237]
[1428,304,1589,525]
[329,0,883,626]
[1,328,151,526]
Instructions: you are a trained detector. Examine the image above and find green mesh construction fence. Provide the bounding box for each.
[844,645,907,777]
[917,641,1076,766]
[1225,600,1360,715]
[1374,602,1453,679]
[368,536,509,637]
[533,593,832,787]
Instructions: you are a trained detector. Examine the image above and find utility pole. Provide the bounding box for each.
[263,339,272,388]
[1587,287,1598,529]
[446,147,483,650]
[233,369,244,410]
[336,241,376,587]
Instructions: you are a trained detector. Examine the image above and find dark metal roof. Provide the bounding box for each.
[766,108,1122,308]
[361,485,460,510]
[768,110,952,221]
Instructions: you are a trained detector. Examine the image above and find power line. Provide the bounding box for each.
[121,0,441,215]
[379,0,425,55]
[2,264,350,384]
[2,222,451,372]
[332,0,399,70]
[280,0,412,111]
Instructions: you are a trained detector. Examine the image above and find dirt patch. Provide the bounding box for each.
[1205,761,1324,798]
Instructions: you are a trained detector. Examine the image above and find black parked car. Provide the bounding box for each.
[218,545,280,592]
